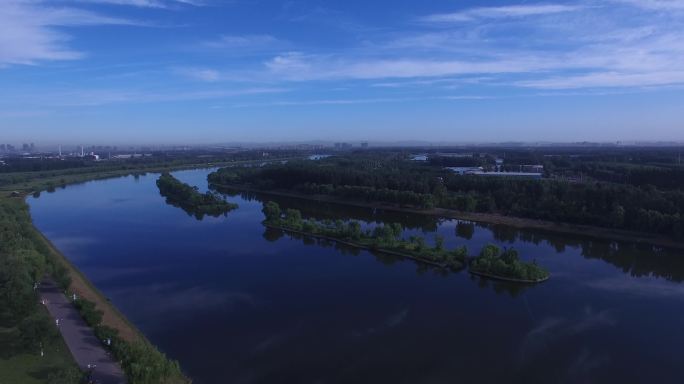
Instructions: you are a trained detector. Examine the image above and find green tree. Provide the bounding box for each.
[609,204,625,228]
[434,235,444,251]
[262,201,281,221]
[0,254,36,324]
[19,311,57,350]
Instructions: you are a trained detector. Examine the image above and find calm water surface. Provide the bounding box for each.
[28,169,684,383]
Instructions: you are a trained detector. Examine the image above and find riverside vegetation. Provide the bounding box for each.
[262,201,467,269]
[470,244,549,283]
[208,152,684,241]
[261,201,548,281]
[0,195,186,384]
[0,158,233,383]
[0,197,80,383]
[157,172,237,219]
[74,297,182,384]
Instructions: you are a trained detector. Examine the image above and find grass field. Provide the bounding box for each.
[0,308,77,384]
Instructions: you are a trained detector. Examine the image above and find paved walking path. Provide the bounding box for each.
[39,280,127,384]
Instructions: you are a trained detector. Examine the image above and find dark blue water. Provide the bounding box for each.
[28,169,684,383]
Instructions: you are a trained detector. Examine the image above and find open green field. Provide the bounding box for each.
[0,308,78,384]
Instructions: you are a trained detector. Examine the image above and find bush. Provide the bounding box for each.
[113,341,182,384]
[74,298,103,327]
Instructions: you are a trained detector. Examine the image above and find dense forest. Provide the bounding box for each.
[157,173,237,219]
[209,152,684,240]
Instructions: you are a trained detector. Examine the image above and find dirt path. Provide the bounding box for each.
[39,280,126,384]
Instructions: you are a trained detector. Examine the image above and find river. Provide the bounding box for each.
[28,168,684,383]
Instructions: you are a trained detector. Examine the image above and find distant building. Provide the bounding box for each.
[521,164,544,173]
[435,153,473,158]
[445,167,542,179]
[495,158,504,172]
[361,142,369,148]
[309,154,332,160]
[445,166,484,175]
[334,142,352,150]
[479,172,542,179]
[410,154,428,161]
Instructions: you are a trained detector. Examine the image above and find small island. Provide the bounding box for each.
[156,173,238,219]
[469,244,549,283]
[262,201,467,270]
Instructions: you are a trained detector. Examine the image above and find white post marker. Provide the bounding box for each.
[55,319,59,327]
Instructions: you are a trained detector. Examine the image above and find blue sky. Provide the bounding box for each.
[1,0,684,144]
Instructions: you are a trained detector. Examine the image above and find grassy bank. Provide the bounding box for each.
[213,183,684,250]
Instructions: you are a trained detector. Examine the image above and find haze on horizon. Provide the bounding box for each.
[1,0,684,144]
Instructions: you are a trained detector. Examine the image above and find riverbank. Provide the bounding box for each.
[1,161,274,383]
[0,157,298,196]
[213,183,684,250]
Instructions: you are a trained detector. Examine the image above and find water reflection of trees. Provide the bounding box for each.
[214,186,442,232]
[242,183,684,283]
[455,222,474,240]
[472,274,531,297]
[262,227,456,275]
[580,241,684,282]
[158,193,228,220]
[487,224,684,282]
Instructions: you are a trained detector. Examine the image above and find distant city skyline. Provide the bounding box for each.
[1,0,684,143]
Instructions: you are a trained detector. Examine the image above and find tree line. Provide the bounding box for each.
[208,156,684,240]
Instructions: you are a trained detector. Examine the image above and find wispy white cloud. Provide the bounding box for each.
[231,95,487,108]
[203,34,282,49]
[177,67,222,82]
[263,52,568,81]
[614,0,684,10]
[421,4,582,23]
[73,0,204,8]
[249,2,684,90]
[0,0,144,66]
[519,71,684,89]
[0,86,287,107]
